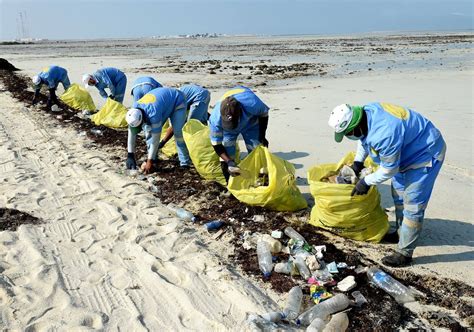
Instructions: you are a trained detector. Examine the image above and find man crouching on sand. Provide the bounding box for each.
[328,102,446,267]
[209,86,270,183]
[125,87,191,174]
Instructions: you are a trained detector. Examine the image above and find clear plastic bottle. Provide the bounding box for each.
[167,203,196,222]
[261,311,285,322]
[257,240,273,278]
[294,255,311,280]
[367,267,415,304]
[306,317,326,332]
[284,226,306,243]
[323,312,349,332]
[297,294,350,326]
[283,286,303,320]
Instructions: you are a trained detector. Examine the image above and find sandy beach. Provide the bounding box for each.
[0,32,473,330]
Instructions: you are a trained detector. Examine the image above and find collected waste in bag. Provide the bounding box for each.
[308,152,389,242]
[228,146,307,212]
[60,83,96,112]
[160,120,177,157]
[91,97,128,128]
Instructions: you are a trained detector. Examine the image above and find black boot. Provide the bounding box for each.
[382,231,399,244]
[382,252,412,267]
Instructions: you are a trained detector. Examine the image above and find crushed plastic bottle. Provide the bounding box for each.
[261,311,285,322]
[294,255,312,280]
[167,203,196,222]
[274,260,298,275]
[367,267,415,304]
[306,317,326,332]
[323,312,349,332]
[351,291,368,307]
[297,294,350,326]
[283,286,303,320]
[284,226,306,243]
[257,240,273,278]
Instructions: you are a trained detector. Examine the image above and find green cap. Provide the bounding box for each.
[334,106,363,142]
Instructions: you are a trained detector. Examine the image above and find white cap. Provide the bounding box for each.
[82,74,95,86]
[328,104,353,133]
[32,75,41,85]
[126,108,143,127]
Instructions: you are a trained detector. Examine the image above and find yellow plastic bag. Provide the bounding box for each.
[308,152,389,242]
[228,146,307,212]
[90,98,128,129]
[160,120,177,157]
[60,83,96,111]
[182,119,227,185]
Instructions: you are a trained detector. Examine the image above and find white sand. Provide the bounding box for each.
[0,91,281,330]
[0,34,473,329]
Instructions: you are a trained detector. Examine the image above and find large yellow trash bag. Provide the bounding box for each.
[160,120,177,157]
[60,83,95,111]
[182,119,227,185]
[308,152,389,242]
[228,146,308,212]
[90,98,128,129]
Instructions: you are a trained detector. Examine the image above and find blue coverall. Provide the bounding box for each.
[131,76,162,103]
[93,67,127,103]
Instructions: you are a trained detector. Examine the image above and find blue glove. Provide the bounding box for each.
[126,153,137,170]
[351,178,370,196]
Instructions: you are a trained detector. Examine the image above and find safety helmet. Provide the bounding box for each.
[32,75,41,86]
[126,108,143,127]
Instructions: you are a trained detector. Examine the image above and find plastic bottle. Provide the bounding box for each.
[205,220,224,231]
[306,317,326,332]
[283,286,303,320]
[261,311,285,322]
[261,234,282,253]
[294,255,312,280]
[367,267,415,304]
[257,240,273,278]
[284,226,306,243]
[297,294,350,326]
[167,203,196,222]
[323,312,349,332]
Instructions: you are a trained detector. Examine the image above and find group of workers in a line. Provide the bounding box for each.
[31,65,446,268]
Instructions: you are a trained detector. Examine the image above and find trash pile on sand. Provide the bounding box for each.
[244,227,417,330]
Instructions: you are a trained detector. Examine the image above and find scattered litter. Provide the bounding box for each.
[355,265,368,274]
[261,234,282,253]
[367,267,415,304]
[326,261,339,274]
[212,227,227,240]
[305,255,320,271]
[313,245,326,259]
[271,230,282,239]
[336,262,348,269]
[252,215,265,222]
[310,284,333,304]
[205,220,225,232]
[90,128,103,136]
[336,275,357,292]
[51,104,61,112]
[351,291,368,307]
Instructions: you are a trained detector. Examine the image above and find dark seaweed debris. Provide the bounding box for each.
[0,208,42,231]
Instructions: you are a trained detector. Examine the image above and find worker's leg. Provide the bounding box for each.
[62,75,71,90]
[188,97,210,124]
[397,157,444,257]
[391,172,405,231]
[169,107,191,166]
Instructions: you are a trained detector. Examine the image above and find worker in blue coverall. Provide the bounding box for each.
[328,102,446,267]
[209,86,270,183]
[83,67,127,103]
[32,65,71,107]
[131,76,162,103]
[158,84,211,149]
[125,87,190,174]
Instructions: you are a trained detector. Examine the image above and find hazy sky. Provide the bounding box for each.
[0,0,472,40]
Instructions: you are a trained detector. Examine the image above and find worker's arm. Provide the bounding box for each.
[159,126,174,149]
[258,115,269,147]
[351,141,369,176]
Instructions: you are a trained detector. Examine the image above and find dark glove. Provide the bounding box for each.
[351,178,370,196]
[126,152,137,170]
[32,90,40,105]
[227,160,241,176]
[351,161,365,177]
[109,95,115,100]
[158,140,166,149]
[260,137,269,147]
